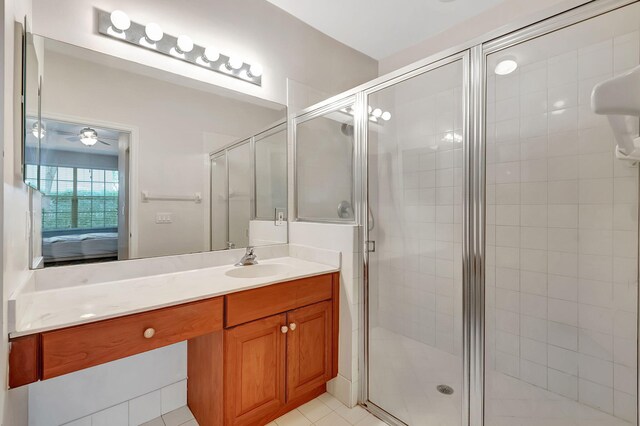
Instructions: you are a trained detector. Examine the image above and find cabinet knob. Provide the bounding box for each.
[280,325,288,334]
[144,328,156,339]
[289,323,297,331]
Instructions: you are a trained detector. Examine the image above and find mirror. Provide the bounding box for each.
[209,122,288,250]
[24,35,287,267]
[23,30,42,190]
[254,123,287,221]
[296,103,355,222]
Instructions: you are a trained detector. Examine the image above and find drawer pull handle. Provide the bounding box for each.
[280,326,288,334]
[144,328,156,339]
[289,323,297,331]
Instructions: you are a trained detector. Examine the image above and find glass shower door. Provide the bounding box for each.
[210,152,228,251]
[484,3,640,424]
[228,141,251,249]
[366,57,466,425]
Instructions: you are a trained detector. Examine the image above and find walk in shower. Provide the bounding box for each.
[294,1,640,425]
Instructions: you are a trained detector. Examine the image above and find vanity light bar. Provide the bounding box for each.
[97,10,263,86]
[341,106,391,123]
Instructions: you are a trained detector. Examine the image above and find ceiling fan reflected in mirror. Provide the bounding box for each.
[31,121,46,138]
[66,127,111,146]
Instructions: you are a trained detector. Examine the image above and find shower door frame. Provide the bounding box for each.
[288,1,640,425]
[475,1,640,425]
[359,51,472,426]
[358,1,640,425]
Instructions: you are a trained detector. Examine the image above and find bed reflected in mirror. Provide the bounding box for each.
[31,118,128,265]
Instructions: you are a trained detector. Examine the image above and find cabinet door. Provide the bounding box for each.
[224,313,287,426]
[286,301,333,401]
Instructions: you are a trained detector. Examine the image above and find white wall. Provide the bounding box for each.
[28,344,186,426]
[2,0,33,424]
[378,0,591,75]
[249,220,287,246]
[31,0,378,107]
[41,48,281,259]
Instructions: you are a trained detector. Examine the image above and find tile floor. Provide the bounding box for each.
[369,326,634,426]
[124,326,634,426]
[144,393,388,426]
[142,406,197,426]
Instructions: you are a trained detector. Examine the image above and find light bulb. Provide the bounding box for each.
[110,10,130,32]
[227,56,243,70]
[248,63,263,77]
[494,59,518,76]
[203,47,220,63]
[381,111,391,121]
[80,128,98,146]
[372,108,382,118]
[144,23,163,43]
[31,122,45,138]
[176,35,193,53]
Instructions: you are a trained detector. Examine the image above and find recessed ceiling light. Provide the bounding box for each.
[494,58,518,76]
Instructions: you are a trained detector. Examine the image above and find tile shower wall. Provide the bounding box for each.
[485,31,639,422]
[373,70,464,357]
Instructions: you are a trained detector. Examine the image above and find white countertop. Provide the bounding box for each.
[11,256,338,338]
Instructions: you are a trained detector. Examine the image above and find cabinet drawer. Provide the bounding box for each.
[225,274,333,328]
[42,297,223,379]
[9,335,40,388]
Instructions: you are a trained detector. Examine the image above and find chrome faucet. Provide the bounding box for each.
[235,246,258,266]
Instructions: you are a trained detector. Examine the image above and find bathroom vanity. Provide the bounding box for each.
[8,255,340,426]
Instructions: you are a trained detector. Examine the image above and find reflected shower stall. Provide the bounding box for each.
[210,122,287,251]
[293,1,640,425]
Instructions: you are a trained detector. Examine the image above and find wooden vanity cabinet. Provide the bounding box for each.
[223,301,334,426]
[9,272,340,426]
[224,314,287,426]
[221,273,339,426]
[42,297,224,379]
[286,301,333,401]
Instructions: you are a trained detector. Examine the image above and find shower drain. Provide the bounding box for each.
[437,384,454,395]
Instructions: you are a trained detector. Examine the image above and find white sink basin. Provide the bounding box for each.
[225,263,289,279]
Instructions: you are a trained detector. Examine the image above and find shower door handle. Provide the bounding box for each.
[366,240,376,253]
